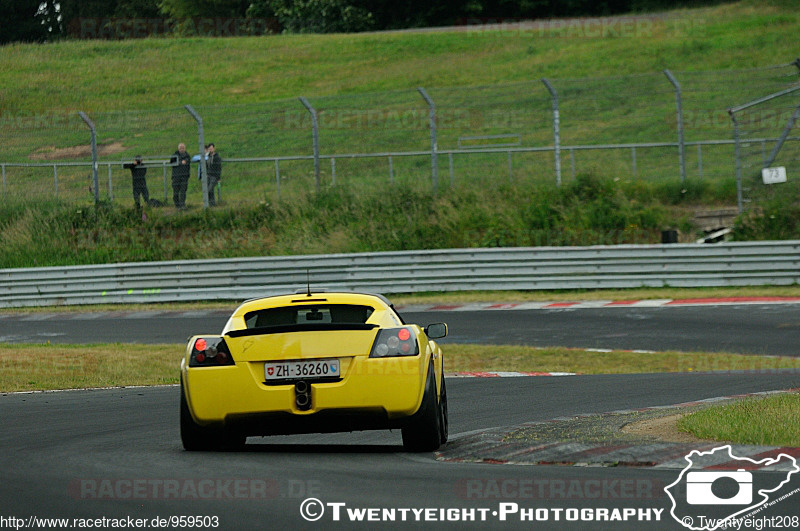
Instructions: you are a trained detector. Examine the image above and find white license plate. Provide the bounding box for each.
[264,359,340,380]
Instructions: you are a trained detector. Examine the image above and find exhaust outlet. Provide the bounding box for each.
[295,381,311,411]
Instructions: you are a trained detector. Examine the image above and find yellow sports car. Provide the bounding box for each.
[180,291,448,452]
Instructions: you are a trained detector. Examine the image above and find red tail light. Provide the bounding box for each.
[370,327,419,358]
[189,337,234,367]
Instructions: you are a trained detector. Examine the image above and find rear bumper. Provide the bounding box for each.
[183,355,429,432]
[224,409,409,436]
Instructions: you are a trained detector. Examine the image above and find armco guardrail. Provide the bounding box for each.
[1,241,799,308]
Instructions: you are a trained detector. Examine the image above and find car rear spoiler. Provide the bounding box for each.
[226,323,378,338]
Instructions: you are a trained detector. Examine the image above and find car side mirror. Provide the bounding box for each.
[425,323,448,339]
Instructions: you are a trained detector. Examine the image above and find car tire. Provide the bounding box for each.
[401,364,442,452]
[180,378,245,451]
[438,376,448,445]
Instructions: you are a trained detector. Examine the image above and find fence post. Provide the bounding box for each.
[184,105,208,209]
[331,157,336,186]
[298,97,321,193]
[78,111,100,205]
[53,165,58,197]
[729,110,743,214]
[1,164,5,195]
[664,70,687,183]
[388,156,394,184]
[541,79,561,186]
[448,152,454,187]
[631,146,637,177]
[764,102,800,168]
[417,87,438,192]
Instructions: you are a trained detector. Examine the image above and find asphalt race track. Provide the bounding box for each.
[2,373,800,530]
[2,303,800,529]
[3,302,800,356]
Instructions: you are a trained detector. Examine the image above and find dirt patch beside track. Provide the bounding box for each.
[30,142,126,160]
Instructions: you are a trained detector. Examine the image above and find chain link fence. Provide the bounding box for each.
[2,62,798,208]
[728,84,800,213]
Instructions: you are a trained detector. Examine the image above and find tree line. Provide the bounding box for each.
[1,0,723,43]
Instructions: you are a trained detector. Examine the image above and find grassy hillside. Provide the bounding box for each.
[0,1,798,266]
[1,2,796,202]
[0,2,796,111]
[1,2,796,175]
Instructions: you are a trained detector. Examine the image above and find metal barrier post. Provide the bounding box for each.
[184,105,208,209]
[298,97,321,193]
[664,70,687,183]
[331,157,336,186]
[631,146,637,177]
[542,78,562,186]
[78,111,100,204]
[53,165,58,197]
[417,87,438,192]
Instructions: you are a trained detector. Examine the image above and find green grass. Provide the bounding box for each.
[0,343,180,392]
[2,342,798,393]
[1,173,796,268]
[678,392,800,446]
[0,177,683,267]
[1,1,798,265]
[2,3,794,113]
[1,1,799,204]
[447,345,800,375]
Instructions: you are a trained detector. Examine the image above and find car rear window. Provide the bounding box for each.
[244,304,375,329]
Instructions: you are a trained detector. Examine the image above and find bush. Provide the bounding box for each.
[1,176,793,269]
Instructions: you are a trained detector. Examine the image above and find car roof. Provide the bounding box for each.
[235,291,396,313]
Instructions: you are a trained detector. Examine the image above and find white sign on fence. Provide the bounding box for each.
[762,166,787,184]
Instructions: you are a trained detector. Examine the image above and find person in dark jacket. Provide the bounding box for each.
[170,143,191,208]
[205,143,222,206]
[124,155,149,208]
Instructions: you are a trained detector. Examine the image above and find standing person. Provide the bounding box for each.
[205,143,222,206]
[124,155,149,209]
[170,142,191,208]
